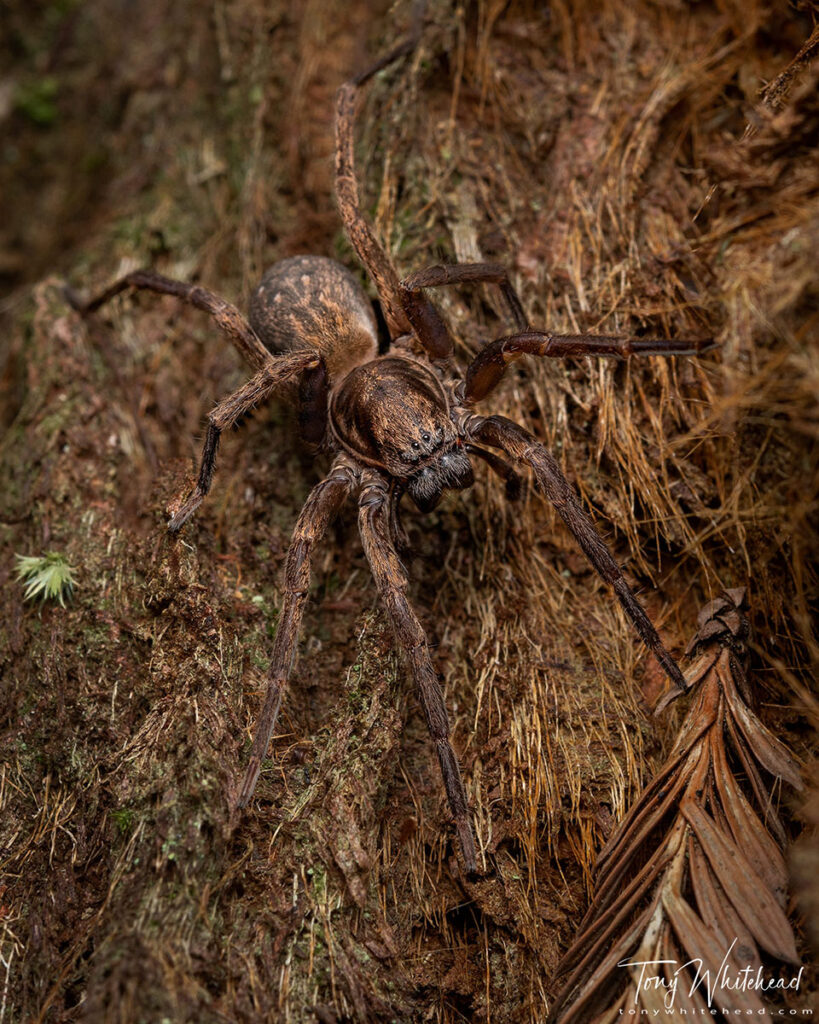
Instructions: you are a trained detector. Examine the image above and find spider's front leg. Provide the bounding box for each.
[400,262,528,349]
[464,330,715,404]
[237,455,358,806]
[357,470,478,874]
[462,414,687,699]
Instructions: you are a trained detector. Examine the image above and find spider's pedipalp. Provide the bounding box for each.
[465,414,686,697]
[357,469,478,874]
[237,455,359,807]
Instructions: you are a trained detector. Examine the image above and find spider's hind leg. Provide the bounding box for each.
[401,262,528,335]
[67,268,272,371]
[168,352,327,532]
[335,2,454,359]
[464,329,715,404]
[334,26,420,343]
[237,455,358,806]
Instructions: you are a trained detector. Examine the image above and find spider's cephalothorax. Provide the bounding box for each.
[69,21,713,875]
[330,356,473,511]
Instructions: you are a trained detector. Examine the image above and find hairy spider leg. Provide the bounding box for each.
[465,415,687,697]
[349,4,424,88]
[335,7,467,362]
[335,79,454,359]
[169,352,326,532]
[464,443,523,501]
[69,268,330,527]
[358,470,478,874]
[464,329,715,404]
[237,456,358,807]
[401,262,528,334]
[337,54,528,363]
[334,82,411,341]
[336,11,528,361]
[66,269,272,371]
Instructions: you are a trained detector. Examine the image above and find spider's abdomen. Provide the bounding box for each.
[249,255,378,383]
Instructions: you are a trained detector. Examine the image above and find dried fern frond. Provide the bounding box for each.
[553,590,804,1023]
[15,552,77,607]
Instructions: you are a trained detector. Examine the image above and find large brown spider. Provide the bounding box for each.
[68,25,711,874]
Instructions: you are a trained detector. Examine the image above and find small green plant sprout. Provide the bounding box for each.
[15,552,77,607]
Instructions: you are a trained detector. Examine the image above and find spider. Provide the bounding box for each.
[67,24,712,875]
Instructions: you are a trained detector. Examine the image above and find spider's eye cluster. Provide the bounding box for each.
[404,428,444,463]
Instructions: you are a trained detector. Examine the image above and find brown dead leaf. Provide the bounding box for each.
[681,799,799,965]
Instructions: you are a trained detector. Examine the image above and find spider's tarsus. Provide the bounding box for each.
[167,509,190,534]
[458,824,478,876]
[167,493,202,533]
[611,577,687,694]
[350,0,425,87]
[653,678,690,715]
[236,757,262,808]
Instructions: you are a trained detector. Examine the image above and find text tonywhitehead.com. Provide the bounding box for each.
[616,939,810,1015]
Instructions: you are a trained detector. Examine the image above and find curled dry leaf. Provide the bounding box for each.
[552,590,804,1022]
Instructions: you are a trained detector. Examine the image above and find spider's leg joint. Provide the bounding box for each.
[451,405,485,437]
[359,475,388,508]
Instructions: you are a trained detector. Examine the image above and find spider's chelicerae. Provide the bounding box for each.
[69,27,712,874]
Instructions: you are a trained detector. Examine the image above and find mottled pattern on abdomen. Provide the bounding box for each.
[249,256,379,385]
